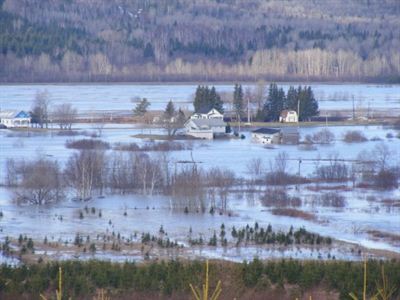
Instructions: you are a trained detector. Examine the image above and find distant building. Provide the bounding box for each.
[279,110,298,123]
[252,127,300,145]
[251,128,281,144]
[0,110,31,128]
[185,109,226,139]
[190,108,224,120]
[281,127,299,144]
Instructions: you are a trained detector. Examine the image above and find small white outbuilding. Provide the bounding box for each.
[0,110,31,128]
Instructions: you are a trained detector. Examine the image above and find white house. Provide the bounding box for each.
[185,109,226,139]
[0,110,31,128]
[190,108,224,120]
[279,110,298,123]
[252,128,281,144]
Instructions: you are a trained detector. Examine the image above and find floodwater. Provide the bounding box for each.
[0,123,399,262]
[0,82,399,262]
[1,83,399,114]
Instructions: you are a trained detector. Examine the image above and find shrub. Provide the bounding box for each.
[271,208,316,221]
[65,139,110,150]
[261,188,301,207]
[343,130,368,143]
[374,169,398,189]
[311,129,335,144]
[113,141,188,152]
[319,192,346,207]
[315,160,348,182]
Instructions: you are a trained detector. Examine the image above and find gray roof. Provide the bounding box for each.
[252,128,280,135]
[0,110,18,118]
[190,118,226,127]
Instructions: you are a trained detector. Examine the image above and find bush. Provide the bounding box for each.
[65,139,110,150]
[319,192,346,207]
[265,172,309,185]
[374,169,398,189]
[315,161,348,182]
[310,129,335,144]
[113,141,188,152]
[271,208,316,221]
[261,188,301,207]
[343,130,368,143]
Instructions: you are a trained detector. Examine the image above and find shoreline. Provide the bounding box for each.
[1,81,399,86]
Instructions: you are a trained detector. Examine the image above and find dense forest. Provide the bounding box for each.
[0,0,399,82]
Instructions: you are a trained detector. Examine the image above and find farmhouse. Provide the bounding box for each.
[279,110,298,123]
[252,128,281,144]
[252,127,300,145]
[0,110,31,128]
[190,108,224,120]
[185,109,226,139]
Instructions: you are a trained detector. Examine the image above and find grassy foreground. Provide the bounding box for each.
[0,259,399,299]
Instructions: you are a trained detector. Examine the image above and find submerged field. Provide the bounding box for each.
[0,122,399,265]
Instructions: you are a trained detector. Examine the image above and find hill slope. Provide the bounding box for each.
[0,0,399,82]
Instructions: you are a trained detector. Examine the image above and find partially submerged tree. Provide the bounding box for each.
[53,103,78,130]
[30,90,51,128]
[8,157,64,205]
[159,100,186,137]
[64,149,107,200]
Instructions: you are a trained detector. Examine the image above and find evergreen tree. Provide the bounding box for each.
[302,86,319,121]
[233,83,244,120]
[285,86,298,111]
[193,85,224,113]
[263,83,285,121]
[133,98,150,117]
[280,85,319,121]
[210,86,224,113]
[164,100,176,120]
[160,100,185,137]
[143,42,155,58]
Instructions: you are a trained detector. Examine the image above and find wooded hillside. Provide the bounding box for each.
[0,0,399,82]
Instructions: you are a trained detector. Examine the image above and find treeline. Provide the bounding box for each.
[0,259,399,299]
[0,0,399,82]
[195,83,319,121]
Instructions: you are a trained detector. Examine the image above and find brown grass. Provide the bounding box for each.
[367,230,400,242]
[270,208,317,221]
[306,185,351,192]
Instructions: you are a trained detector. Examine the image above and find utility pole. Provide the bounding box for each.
[247,96,250,124]
[297,98,300,123]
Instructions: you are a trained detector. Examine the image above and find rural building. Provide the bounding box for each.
[279,110,298,123]
[252,127,300,145]
[185,109,226,139]
[190,108,224,120]
[251,128,281,144]
[0,110,31,128]
[281,127,300,144]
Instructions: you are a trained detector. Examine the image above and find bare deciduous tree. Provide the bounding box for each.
[8,157,64,205]
[53,103,78,130]
[246,157,264,184]
[31,90,51,128]
[64,150,107,200]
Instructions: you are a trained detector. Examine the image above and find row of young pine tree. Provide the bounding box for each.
[193,83,319,122]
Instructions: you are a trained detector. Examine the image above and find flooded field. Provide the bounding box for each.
[1,83,399,115]
[0,122,399,263]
